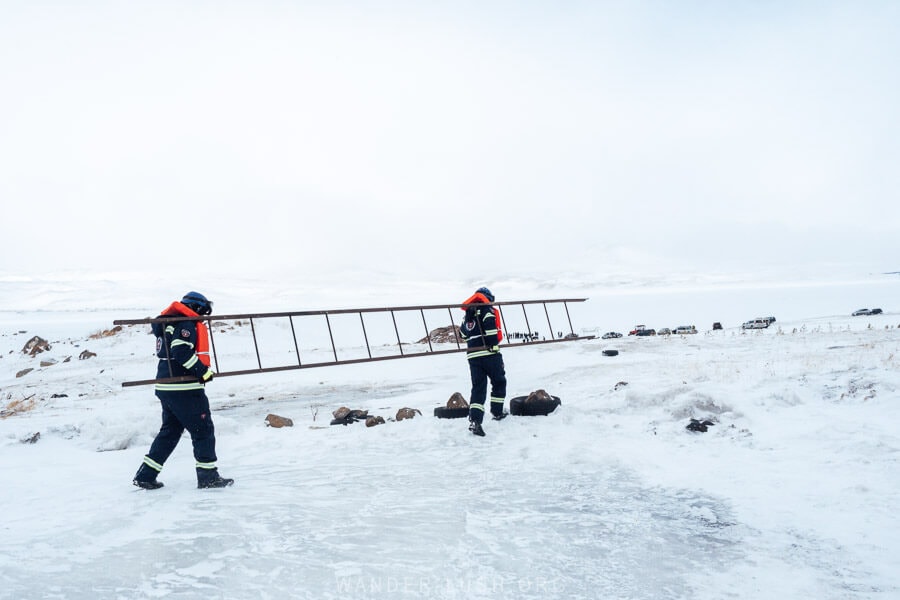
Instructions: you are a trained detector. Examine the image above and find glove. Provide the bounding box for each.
[201,369,215,383]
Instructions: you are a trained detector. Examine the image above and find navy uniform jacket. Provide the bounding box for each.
[153,316,213,392]
[460,305,501,360]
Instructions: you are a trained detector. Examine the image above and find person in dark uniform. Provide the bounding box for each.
[132,291,234,490]
[459,287,507,437]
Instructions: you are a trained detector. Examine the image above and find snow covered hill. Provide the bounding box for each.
[1,280,898,599]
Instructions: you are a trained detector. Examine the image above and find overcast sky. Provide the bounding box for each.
[2,1,898,285]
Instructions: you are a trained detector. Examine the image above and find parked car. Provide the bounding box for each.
[674,325,697,334]
[601,331,623,339]
[657,327,671,335]
[635,328,656,336]
[742,318,769,330]
[852,308,871,316]
[628,325,646,336]
[712,322,723,330]
[763,316,776,324]
[871,308,883,314]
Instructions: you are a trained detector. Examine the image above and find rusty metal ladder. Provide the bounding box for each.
[114,298,593,387]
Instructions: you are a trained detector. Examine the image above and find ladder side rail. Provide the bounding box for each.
[120,336,595,387]
[112,299,589,327]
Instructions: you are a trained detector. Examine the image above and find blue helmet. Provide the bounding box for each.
[182,291,213,316]
[476,287,494,302]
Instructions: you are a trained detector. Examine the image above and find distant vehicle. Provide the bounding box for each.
[601,331,623,339]
[742,318,769,330]
[657,327,671,336]
[763,316,776,324]
[635,328,656,336]
[871,308,883,314]
[712,322,723,330]
[852,308,871,316]
[628,325,646,336]
[564,332,579,339]
[674,325,697,334]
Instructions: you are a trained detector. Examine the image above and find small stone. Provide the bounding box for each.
[264,414,294,428]
[525,389,552,404]
[447,392,468,409]
[396,407,422,421]
[22,336,51,356]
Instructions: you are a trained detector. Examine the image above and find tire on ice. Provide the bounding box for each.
[433,406,469,419]
[509,394,561,416]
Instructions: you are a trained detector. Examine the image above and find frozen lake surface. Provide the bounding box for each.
[1,274,898,598]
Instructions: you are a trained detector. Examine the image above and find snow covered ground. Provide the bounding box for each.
[1,274,898,599]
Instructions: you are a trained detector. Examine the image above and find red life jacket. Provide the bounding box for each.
[460,292,503,343]
[160,301,211,367]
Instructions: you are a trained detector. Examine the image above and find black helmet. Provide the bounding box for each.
[476,287,494,302]
[182,291,213,316]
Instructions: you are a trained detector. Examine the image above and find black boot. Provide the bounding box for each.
[468,419,485,437]
[133,463,163,490]
[133,479,164,490]
[492,411,508,421]
[198,476,234,489]
[197,468,235,489]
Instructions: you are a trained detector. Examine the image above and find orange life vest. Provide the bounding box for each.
[161,301,211,366]
[460,292,503,342]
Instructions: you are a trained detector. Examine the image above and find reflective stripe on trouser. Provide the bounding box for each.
[134,456,165,483]
[143,456,164,472]
[144,389,217,472]
[468,353,506,424]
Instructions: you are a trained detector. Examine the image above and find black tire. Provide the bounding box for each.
[433,406,469,419]
[509,395,561,416]
[602,349,619,357]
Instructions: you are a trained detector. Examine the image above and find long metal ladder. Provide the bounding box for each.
[114,298,593,387]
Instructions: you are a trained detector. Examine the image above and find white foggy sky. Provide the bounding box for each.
[1,1,898,284]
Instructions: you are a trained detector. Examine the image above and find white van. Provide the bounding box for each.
[741,318,769,330]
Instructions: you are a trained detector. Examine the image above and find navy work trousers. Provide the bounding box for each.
[146,389,217,468]
[468,352,507,424]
